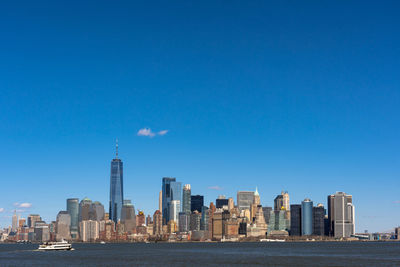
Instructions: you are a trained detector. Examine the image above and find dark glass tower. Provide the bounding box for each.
[162,177,181,224]
[191,195,204,213]
[109,140,124,223]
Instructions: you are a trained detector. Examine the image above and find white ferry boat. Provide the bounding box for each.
[38,240,73,251]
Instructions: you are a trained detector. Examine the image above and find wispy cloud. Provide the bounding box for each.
[158,130,169,136]
[13,202,32,208]
[394,200,400,204]
[137,128,169,137]
[208,186,222,190]
[0,208,4,213]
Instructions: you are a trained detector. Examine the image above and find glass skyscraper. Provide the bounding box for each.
[66,198,79,239]
[109,141,124,223]
[162,177,182,224]
[301,198,313,235]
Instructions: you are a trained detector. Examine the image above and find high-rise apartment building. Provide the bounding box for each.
[67,198,79,239]
[237,191,254,212]
[191,195,204,213]
[79,220,99,242]
[109,140,124,223]
[328,192,355,238]
[162,177,182,224]
[182,184,191,214]
[153,210,163,236]
[301,199,313,236]
[178,212,190,232]
[290,204,302,236]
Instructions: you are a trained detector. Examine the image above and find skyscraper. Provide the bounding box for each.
[162,177,182,224]
[182,184,191,214]
[290,204,302,236]
[216,195,229,209]
[191,195,204,212]
[56,211,71,241]
[67,198,79,239]
[159,190,162,214]
[328,192,355,238]
[169,200,181,225]
[79,197,92,222]
[109,140,124,223]
[121,200,136,234]
[282,191,290,210]
[237,191,254,212]
[301,198,313,236]
[313,204,325,236]
[12,211,18,232]
[274,194,284,211]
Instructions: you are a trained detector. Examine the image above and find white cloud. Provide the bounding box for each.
[13,202,32,208]
[394,200,400,204]
[208,186,222,190]
[158,130,169,136]
[0,208,4,213]
[137,128,156,137]
[19,203,32,208]
[137,128,169,137]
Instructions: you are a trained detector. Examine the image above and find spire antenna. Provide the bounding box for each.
[116,138,119,159]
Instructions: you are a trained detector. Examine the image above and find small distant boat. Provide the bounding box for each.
[38,240,73,251]
[100,241,106,244]
[260,239,285,242]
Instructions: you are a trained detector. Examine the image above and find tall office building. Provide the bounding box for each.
[290,204,302,236]
[153,210,163,236]
[301,199,313,235]
[182,184,191,214]
[27,214,42,228]
[90,201,105,221]
[237,191,255,212]
[79,197,92,222]
[56,211,71,241]
[169,200,181,225]
[282,191,290,210]
[12,211,18,232]
[67,198,79,239]
[228,198,234,211]
[191,195,204,212]
[313,204,325,236]
[328,192,355,238]
[200,206,209,231]
[268,210,288,231]
[216,196,229,209]
[79,220,99,242]
[162,177,182,224]
[274,194,284,211]
[121,200,136,234]
[109,140,124,223]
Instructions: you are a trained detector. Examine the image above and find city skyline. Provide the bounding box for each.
[1,1,399,233]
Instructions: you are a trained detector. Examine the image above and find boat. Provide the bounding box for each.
[38,240,73,251]
[260,239,285,242]
[100,241,106,244]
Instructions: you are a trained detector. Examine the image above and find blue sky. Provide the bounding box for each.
[0,1,399,232]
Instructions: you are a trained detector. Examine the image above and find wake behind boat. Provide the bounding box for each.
[38,240,73,251]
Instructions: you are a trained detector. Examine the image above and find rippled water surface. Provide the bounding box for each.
[1,242,399,266]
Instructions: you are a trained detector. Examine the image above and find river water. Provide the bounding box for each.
[1,241,399,266]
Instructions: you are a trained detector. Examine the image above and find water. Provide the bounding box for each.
[1,242,399,266]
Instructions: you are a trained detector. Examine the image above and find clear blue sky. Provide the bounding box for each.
[0,1,399,232]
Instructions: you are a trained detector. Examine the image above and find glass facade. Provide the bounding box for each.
[290,204,301,236]
[67,198,79,238]
[162,177,182,224]
[301,199,313,235]
[191,195,204,213]
[182,184,191,214]
[110,158,124,223]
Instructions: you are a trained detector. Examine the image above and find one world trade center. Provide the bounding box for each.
[109,139,124,223]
